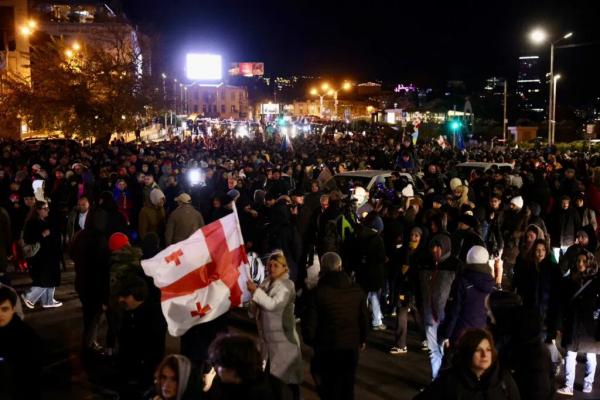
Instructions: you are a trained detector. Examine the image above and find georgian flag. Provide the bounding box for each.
[141,211,250,337]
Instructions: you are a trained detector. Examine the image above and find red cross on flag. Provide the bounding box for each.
[141,210,250,336]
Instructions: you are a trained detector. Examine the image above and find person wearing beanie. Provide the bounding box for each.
[510,196,524,210]
[438,245,495,348]
[165,193,205,246]
[138,188,166,244]
[419,233,460,380]
[451,214,485,263]
[501,194,531,281]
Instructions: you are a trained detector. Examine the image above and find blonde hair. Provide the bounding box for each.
[267,251,288,270]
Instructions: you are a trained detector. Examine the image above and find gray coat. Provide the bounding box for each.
[165,204,205,246]
[250,274,303,384]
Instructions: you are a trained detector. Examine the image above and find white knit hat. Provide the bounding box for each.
[510,196,524,209]
[450,177,462,191]
[466,245,490,265]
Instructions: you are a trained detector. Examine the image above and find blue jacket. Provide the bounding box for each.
[438,263,495,344]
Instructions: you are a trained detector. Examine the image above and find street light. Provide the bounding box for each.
[72,41,81,51]
[309,81,353,119]
[64,49,74,58]
[529,27,573,145]
[552,74,561,144]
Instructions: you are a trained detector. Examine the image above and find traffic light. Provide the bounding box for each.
[450,120,461,130]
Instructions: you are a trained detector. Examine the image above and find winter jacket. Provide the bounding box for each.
[263,203,302,282]
[501,207,530,265]
[451,228,485,264]
[301,270,369,350]
[250,274,303,384]
[491,307,554,400]
[512,256,561,326]
[551,207,581,248]
[138,204,166,242]
[70,228,110,305]
[414,363,521,400]
[118,299,167,387]
[480,208,504,258]
[576,206,598,233]
[165,203,205,246]
[556,274,600,354]
[205,373,293,400]
[23,217,61,287]
[355,226,387,292]
[109,245,144,296]
[438,262,495,344]
[419,251,460,326]
[0,316,42,400]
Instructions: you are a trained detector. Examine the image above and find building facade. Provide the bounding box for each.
[0,0,31,138]
[187,84,249,120]
[516,55,545,114]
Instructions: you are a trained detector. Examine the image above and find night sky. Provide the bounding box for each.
[123,0,600,106]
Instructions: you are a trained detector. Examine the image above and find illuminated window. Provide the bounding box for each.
[221,104,226,113]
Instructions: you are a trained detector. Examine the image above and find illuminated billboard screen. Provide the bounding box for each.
[228,62,264,77]
[186,54,222,81]
[261,103,280,115]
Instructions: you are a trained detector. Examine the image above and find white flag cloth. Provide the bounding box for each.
[141,211,250,337]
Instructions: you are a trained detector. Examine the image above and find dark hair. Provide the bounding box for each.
[208,334,263,383]
[154,355,179,395]
[0,286,17,307]
[532,238,549,255]
[454,328,497,371]
[26,201,48,222]
[116,277,148,301]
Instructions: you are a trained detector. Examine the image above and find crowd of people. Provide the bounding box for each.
[0,127,599,399]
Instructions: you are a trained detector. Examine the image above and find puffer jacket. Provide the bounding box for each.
[250,274,303,384]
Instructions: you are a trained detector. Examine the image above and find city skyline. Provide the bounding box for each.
[122,0,600,106]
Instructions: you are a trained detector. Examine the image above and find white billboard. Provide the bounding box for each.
[261,103,280,115]
[186,54,222,81]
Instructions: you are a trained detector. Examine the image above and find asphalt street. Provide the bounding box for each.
[9,266,600,400]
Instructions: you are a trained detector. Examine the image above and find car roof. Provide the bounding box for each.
[456,162,513,169]
[336,170,393,178]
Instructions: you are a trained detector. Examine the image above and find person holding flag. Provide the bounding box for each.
[247,251,304,400]
[141,204,253,368]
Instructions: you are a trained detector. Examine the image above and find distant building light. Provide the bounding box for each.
[517,79,541,83]
[519,56,539,60]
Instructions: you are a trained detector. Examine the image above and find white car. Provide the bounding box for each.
[331,170,425,195]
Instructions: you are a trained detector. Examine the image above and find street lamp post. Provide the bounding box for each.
[529,28,572,145]
[552,74,561,144]
[309,81,352,119]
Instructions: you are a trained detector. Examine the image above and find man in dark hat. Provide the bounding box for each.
[451,213,485,264]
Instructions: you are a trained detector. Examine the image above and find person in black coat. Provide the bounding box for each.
[0,286,43,400]
[451,214,485,263]
[301,252,369,400]
[512,239,561,328]
[553,248,600,396]
[487,291,555,400]
[21,201,62,309]
[70,210,111,354]
[116,276,167,398]
[355,213,387,329]
[263,200,302,284]
[415,328,521,400]
[550,195,581,261]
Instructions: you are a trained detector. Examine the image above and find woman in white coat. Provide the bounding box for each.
[247,251,304,399]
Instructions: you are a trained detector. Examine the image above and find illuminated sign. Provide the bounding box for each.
[228,62,265,77]
[186,54,222,81]
[261,103,280,115]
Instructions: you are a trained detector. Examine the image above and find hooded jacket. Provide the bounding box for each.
[438,262,495,344]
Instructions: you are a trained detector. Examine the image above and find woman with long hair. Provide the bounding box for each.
[415,328,520,399]
[21,201,62,309]
[145,354,202,400]
[247,251,303,399]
